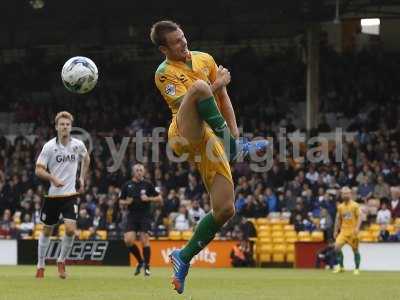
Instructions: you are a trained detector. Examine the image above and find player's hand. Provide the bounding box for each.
[141,194,149,202]
[216,65,231,86]
[78,177,85,194]
[354,229,359,236]
[51,177,65,188]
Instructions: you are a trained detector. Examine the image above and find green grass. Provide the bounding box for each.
[0,266,399,300]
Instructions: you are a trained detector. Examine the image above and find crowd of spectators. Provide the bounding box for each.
[0,44,399,242]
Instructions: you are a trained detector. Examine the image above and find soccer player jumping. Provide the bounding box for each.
[333,186,362,275]
[35,111,90,279]
[151,20,269,294]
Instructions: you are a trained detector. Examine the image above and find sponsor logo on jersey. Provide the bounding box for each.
[165,84,176,96]
[56,154,76,163]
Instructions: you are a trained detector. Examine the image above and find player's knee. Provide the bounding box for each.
[65,229,75,236]
[191,80,212,99]
[124,237,133,246]
[215,204,235,223]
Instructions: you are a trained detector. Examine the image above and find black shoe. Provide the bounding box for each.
[144,265,150,277]
[134,263,143,276]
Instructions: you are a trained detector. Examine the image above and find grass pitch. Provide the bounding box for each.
[0,266,399,300]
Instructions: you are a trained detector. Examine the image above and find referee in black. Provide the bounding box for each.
[120,163,162,276]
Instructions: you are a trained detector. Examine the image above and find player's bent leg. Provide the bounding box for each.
[140,232,151,276]
[176,80,210,142]
[124,231,143,275]
[57,220,76,279]
[36,225,53,278]
[170,174,234,294]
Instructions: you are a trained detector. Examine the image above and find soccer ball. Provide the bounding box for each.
[61,56,98,94]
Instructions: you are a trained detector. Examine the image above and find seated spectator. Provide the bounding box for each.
[188,200,205,226]
[173,205,190,231]
[357,176,374,202]
[374,176,390,199]
[376,202,392,226]
[92,207,107,230]
[265,187,278,213]
[390,186,400,219]
[19,213,34,238]
[77,208,93,230]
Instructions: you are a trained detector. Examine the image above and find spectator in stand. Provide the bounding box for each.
[77,208,93,231]
[19,213,34,238]
[357,176,374,202]
[265,187,278,213]
[188,200,206,226]
[173,205,190,231]
[92,207,107,231]
[390,187,400,219]
[376,202,392,226]
[374,175,391,199]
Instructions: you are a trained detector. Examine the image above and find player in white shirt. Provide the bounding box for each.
[35,111,90,279]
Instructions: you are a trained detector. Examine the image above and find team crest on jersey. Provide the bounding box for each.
[202,67,209,76]
[165,84,176,96]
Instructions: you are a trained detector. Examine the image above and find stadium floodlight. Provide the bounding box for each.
[360,18,380,35]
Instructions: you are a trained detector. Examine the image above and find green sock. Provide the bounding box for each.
[354,251,361,269]
[179,212,221,263]
[197,97,236,159]
[337,251,344,268]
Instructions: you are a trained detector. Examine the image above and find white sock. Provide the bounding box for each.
[37,233,50,269]
[57,234,74,263]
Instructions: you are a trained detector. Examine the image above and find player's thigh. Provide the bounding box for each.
[209,173,235,223]
[176,80,212,141]
[139,231,150,247]
[334,235,346,251]
[61,197,78,233]
[124,231,137,245]
[351,236,360,251]
[40,198,61,226]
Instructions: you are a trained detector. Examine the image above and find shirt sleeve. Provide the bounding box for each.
[78,140,88,159]
[36,143,50,168]
[206,53,218,84]
[155,71,187,104]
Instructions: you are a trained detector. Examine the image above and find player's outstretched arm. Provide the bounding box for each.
[35,164,64,187]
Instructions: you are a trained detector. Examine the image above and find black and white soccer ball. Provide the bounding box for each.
[61,56,98,94]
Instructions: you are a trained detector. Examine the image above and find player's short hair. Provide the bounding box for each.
[55,111,74,125]
[150,20,180,47]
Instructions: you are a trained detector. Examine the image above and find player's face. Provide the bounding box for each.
[56,118,72,138]
[341,190,351,201]
[133,165,145,181]
[162,28,189,61]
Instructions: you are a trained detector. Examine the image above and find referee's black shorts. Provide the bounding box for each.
[40,195,78,226]
[125,213,152,234]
